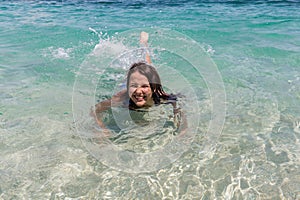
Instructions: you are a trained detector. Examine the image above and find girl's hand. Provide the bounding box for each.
[90,106,110,136]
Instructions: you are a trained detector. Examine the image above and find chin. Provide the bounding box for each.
[135,101,146,107]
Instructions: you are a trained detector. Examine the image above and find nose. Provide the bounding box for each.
[135,86,144,94]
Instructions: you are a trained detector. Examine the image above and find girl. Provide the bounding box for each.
[92,32,183,133]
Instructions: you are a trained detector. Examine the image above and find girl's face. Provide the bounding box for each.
[128,71,154,107]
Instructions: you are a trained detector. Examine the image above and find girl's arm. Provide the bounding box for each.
[92,89,127,130]
[172,102,188,135]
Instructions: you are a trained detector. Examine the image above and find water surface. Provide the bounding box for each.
[0,0,299,199]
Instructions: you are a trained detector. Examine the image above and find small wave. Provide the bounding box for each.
[93,40,127,57]
[88,28,127,58]
[42,47,73,60]
[204,44,215,55]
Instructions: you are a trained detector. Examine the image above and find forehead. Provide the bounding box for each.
[129,71,149,83]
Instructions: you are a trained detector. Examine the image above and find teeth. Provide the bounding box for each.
[134,95,145,101]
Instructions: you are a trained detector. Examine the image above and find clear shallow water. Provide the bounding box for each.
[1,0,300,199]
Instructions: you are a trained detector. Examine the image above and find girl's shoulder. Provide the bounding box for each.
[111,89,129,107]
[160,93,177,105]
[166,93,177,101]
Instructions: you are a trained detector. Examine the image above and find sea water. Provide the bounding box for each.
[1,0,299,199]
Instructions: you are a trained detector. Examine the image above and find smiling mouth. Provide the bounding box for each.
[133,95,146,102]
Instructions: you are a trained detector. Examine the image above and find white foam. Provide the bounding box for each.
[88,28,127,58]
[51,47,72,59]
[205,44,215,55]
[43,46,73,59]
[92,39,127,57]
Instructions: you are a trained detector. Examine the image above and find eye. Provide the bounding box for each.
[142,84,150,88]
[130,84,138,88]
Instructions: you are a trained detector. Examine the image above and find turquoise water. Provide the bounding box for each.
[1,0,300,199]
